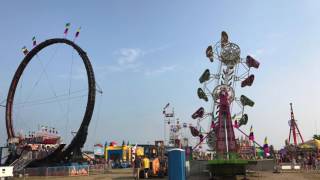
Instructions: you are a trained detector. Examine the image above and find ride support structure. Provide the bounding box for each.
[216,90,237,154]
[5,38,96,166]
[288,103,304,146]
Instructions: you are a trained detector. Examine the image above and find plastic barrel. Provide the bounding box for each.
[168,148,186,180]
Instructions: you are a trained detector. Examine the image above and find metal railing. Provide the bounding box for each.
[23,165,89,177]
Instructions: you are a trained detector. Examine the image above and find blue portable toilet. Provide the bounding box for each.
[168,148,186,180]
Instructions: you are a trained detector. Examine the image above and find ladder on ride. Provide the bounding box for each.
[10,151,33,173]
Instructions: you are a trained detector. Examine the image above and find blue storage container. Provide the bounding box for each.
[168,148,186,180]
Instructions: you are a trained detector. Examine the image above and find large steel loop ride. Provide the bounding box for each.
[6,38,95,162]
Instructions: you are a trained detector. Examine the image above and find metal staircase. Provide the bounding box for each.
[10,151,33,173]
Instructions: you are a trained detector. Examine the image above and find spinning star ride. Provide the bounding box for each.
[190,31,260,159]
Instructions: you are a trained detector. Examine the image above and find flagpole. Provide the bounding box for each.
[73,27,81,42]
[235,127,263,148]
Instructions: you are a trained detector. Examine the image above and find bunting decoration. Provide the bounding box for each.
[75,27,81,38]
[64,23,71,35]
[32,36,37,46]
[249,125,254,141]
[22,46,29,55]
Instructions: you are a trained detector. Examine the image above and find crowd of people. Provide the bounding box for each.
[277,150,320,171]
[274,138,320,171]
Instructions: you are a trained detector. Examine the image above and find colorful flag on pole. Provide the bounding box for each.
[264,137,268,146]
[32,36,36,46]
[75,27,81,38]
[64,23,71,35]
[22,46,28,55]
[249,125,254,141]
[263,137,270,157]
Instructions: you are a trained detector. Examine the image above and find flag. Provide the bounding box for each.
[64,23,71,34]
[264,137,268,146]
[75,27,81,38]
[22,46,28,55]
[32,36,37,46]
[249,125,254,141]
[263,137,270,157]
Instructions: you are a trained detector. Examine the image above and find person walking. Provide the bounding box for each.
[142,156,150,178]
[134,156,142,180]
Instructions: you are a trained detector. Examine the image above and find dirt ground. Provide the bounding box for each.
[15,169,320,180]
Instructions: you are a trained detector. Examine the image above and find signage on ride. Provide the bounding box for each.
[0,166,13,178]
[93,144,104,156]
[7,138,19,144]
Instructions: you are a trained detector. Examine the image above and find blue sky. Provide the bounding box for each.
[1,0,320,149]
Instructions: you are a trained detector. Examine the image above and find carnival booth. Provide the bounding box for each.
[298,139,320,158]
[105,142,144,168]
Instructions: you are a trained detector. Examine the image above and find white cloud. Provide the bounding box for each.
[102,45,173,75]
[101,48,145,73]
[117,48,144,65]
[144,65,176,76]
[104,63,142,72]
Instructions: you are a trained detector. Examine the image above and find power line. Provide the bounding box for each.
[14,94,87,108]
[14,89,87,106]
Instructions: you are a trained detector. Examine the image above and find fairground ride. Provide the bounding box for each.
[163,103,189,147]
[288,103,304,146]
[189,31,260,158]
[3,25,102,170]
[189,31,262,178]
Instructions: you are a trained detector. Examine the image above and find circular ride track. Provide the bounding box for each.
[5,38,95,164]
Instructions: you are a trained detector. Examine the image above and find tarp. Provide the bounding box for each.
[298,139,320,149]
[314,139,320,149]
[300,144,312,149]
